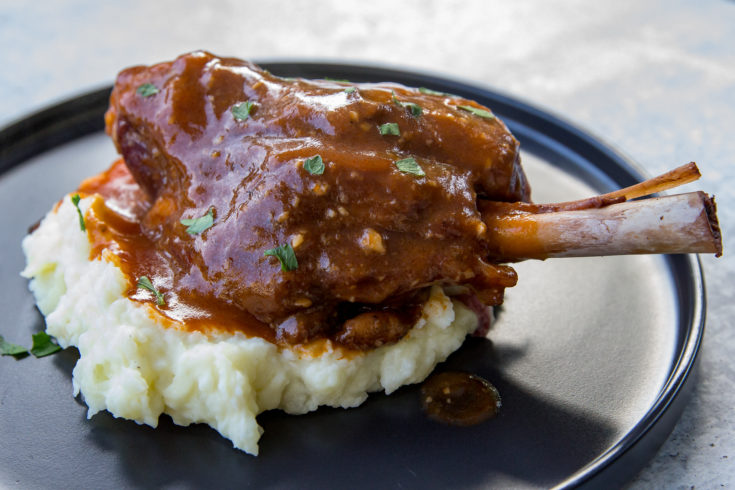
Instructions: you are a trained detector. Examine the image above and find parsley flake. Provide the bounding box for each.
[137,276,165,306]
[264,244,298,271]
[136,83,160,97]
[344,87,357,94]
[379,123,400,136]
[419,87,445,96]
[395,157,425,177]
[391,91,422,117]
[30,332,61,358]
[458,105,495,119]
[71,194,86,232]
[303,155,325,175]
[405,103,423,117]
[180,207,215,235]
[232,101,255,121]
[0,335,29,358]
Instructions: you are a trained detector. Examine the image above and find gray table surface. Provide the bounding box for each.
[1,0,732,488]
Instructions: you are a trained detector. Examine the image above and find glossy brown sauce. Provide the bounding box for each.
[81,160,277,341]
[421,371,501,426]
[477,200,544,261]
[91,51,532,348]
[80,159,426,345]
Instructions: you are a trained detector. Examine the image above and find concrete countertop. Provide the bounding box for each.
[1,0,732,487]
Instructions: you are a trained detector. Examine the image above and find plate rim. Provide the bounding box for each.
[0,61,706,489]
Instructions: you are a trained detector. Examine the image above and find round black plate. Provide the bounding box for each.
[0,63,704,489]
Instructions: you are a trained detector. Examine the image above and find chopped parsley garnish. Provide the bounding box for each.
[344,87,357,94]
[137,276,165,306]
[379,122,400,136]
[324,77,350,83]
[303,155,325,175]
[395,157,425,177]
[70,194,86,232]
[30,332,61,358]
[232,101,255,120]
[180,207,215,235]
[391,91,422,117]
[419,87,445,96]
[264,244,298,271]
[2,333,64,359]
[136,83,160,97]
[0,335,29,358]
[405,103,422,117]
[458,105,495,119]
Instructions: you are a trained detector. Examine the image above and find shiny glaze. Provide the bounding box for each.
[80,162,278,340]
[421,371,501,426]
[98,52,530,346]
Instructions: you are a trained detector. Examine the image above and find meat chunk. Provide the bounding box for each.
[335,312,414,350]
[102,51,528,344]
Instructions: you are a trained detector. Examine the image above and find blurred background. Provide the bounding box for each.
[1,0,732,487]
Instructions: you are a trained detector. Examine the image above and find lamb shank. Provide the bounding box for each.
[90,51,720,349]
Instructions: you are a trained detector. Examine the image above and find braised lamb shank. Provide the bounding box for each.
[98,51,720,348]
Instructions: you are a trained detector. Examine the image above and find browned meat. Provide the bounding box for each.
[88,52,721,347]
[97,51,530,345]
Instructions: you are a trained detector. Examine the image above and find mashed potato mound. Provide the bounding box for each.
[21,195,479,455]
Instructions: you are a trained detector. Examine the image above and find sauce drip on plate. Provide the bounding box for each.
[421,371,501,426]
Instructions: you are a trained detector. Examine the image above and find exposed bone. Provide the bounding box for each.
[483,191,722,259]
[534,162,703,213]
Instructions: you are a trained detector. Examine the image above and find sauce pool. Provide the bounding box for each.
[421,371,501,426]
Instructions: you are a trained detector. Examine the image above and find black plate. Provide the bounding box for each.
[0,63,704,489]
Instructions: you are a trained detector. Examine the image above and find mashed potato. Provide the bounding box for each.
[22,195,479,455]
